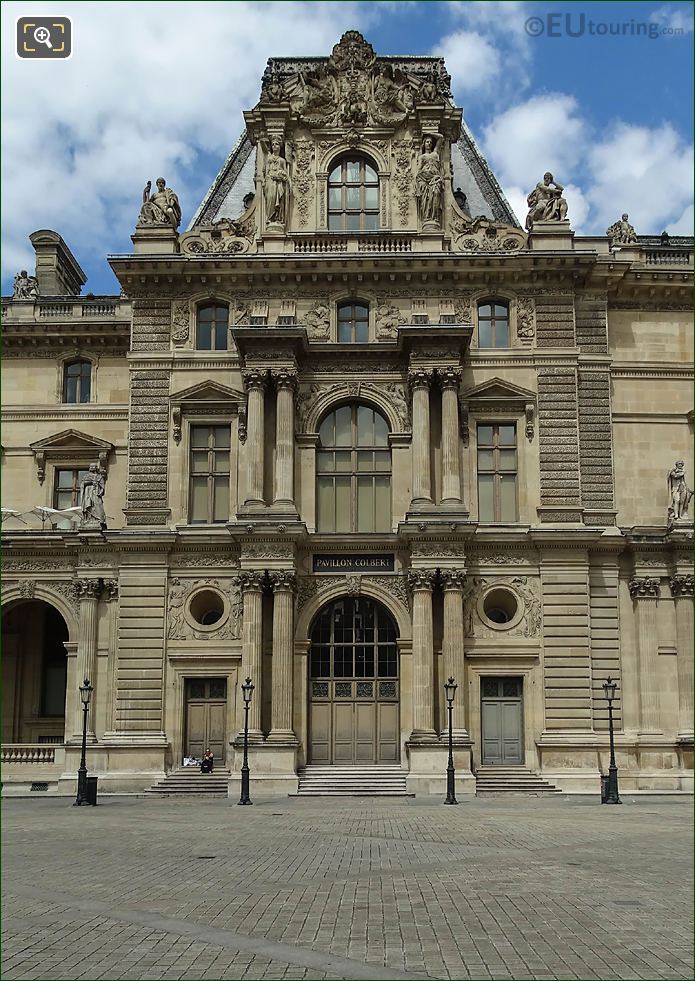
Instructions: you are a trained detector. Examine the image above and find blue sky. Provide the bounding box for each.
[2,0,693,295]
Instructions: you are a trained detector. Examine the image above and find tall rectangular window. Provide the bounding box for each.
[53,468,89,509]
[189,425,231,523]
[477,424,517,522]
[196,304,229,351]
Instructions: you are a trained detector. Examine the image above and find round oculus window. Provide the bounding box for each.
[480,587,520,629]
[189,589,225,628]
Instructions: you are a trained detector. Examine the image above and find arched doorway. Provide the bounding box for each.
[308,596,399,764]
[1,601,69,744]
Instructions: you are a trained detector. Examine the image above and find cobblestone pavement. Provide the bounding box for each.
[2,794,693,980]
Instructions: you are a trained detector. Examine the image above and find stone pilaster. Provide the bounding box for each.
[239,571,266,738]
[242,370,267,507]
[408,369,433,506]
[629,577,662,733]
[271,370,297,512]
[407,569,437,738]
[670,574,694,740]
[440,570,468,738]
[74,578,102,742]
[439,367,462,506]
[268,571,297,741]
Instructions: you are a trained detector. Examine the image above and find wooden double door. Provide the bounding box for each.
[185,678,227,762]
[481,677,524,765]
[309,597,399,765]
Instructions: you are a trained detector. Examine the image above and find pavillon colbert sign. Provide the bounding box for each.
[313,554,395,573]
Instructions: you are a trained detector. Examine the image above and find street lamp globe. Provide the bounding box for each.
[79,677,93,706]
[241,677,255,704]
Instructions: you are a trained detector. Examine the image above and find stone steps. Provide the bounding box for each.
[148,769,229,796]
[297,765,409,796]
[475,766,561,795]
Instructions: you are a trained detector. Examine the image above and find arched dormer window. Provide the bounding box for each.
[62,359,91,403]
[337,300,369,343]
[477,300,510,348]
[328,158,379,232]
[196,302,229,351]
[317,404,391,533]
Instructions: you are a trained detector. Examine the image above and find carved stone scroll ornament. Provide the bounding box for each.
[167,576,243,641]
[517,296,536,339]
[667,460,694,522]
[525,172,568,231]
[171,300,189,344]
[670,574,694,597]
[180,218,253,256]
[375,302,406,340]
[392,141,416,227]
[12,271,39,299]
[304,300,330,339]
[453,216,526,254]
[295,574,410,615]
[606,213,638,246]
[291,141,315,228]
[628,577,661,599]
[137,178,181,229]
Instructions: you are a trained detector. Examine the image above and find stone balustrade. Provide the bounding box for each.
[1,744,58,764]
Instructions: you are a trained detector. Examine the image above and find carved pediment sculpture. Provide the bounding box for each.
[452,215,527,253]
[137,177,181,229]
[180,215,255,256]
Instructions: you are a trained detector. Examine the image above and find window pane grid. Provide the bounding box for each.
[477,300,510,348]
[53,468,89,509]
[196,303,229,351]
[189,425,231,524]
[328,158,380,232]
[477,424,518,522]
[62,360,91,403]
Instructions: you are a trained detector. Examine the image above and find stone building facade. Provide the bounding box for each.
[2,33,693,796]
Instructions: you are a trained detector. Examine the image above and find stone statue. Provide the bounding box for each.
[606,213,638,245]
[667,460,693,522]
[373,64,411,120]
[138,177,182,229]
[299,66,336,123]
[260,67,285,104]
[12,270,39,299]
[415,134,444,227]
[79,464,106,529]
[453,187,469,215]
[263,137,290,227]
[525,172,568,231]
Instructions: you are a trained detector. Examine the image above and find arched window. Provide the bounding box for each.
[337,301,369,343]
[196,302,229,351]
[477,300,510,348]
[328,158,379,232]
[317,404,391,533]
[62,359,91,403]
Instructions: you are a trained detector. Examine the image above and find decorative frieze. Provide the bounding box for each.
[296,574,410,614]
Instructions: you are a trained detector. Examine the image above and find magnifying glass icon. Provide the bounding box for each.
[33,26,53,49]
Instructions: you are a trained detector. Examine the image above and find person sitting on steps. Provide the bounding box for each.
[200,750,214,774]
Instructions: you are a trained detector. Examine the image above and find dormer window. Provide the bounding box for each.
[328,158,379,232]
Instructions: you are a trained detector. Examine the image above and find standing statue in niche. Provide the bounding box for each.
[525,172,568,230]
[263,137,290,227]
[138,177,182,229]
[415,134,444,227]
[79,464,107,529]
[667,460,694,522]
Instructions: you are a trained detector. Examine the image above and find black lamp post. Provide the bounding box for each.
[602,675,621,805]
[443,676,458,805]
[74,676,93,806]
[238,676,254,806]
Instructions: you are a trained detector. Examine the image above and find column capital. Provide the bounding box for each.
[270,368,298,392]
[269,571,297,593]
[102,579,119,602]
[629,576,660,599]
[408,368,434,392]
[437,366,462,390]
[440,569,466,591]
[242,368,268,392]
[239,571,267,594]
[407,569,437,592]
[75,578,102,601]
[670,574,694,597]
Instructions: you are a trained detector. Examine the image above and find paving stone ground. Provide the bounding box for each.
[1,794,693,981]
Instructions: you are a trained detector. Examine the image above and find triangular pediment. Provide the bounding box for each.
[30,429,114,453]
[460,378,536,403]
[170,381,244,404]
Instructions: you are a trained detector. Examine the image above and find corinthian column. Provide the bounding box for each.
[272,370,297,511]
[439,367,462,505]
[408,369,433,506]
[629,577,662,733]
[239,572,266,738]
[670,574,694,739]
[440,570,468,737]
[74,578,102,742]
[269,572,297,740]
[407,569,437,738]
[242,370,267,507]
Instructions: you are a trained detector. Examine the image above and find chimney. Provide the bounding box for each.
[29,229,87,296]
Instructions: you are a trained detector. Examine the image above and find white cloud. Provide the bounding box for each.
[650,5,694,34]
[482,94,586,189]
[1,0,378,290]
[432,31,501,94]
[667,203,694,234]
